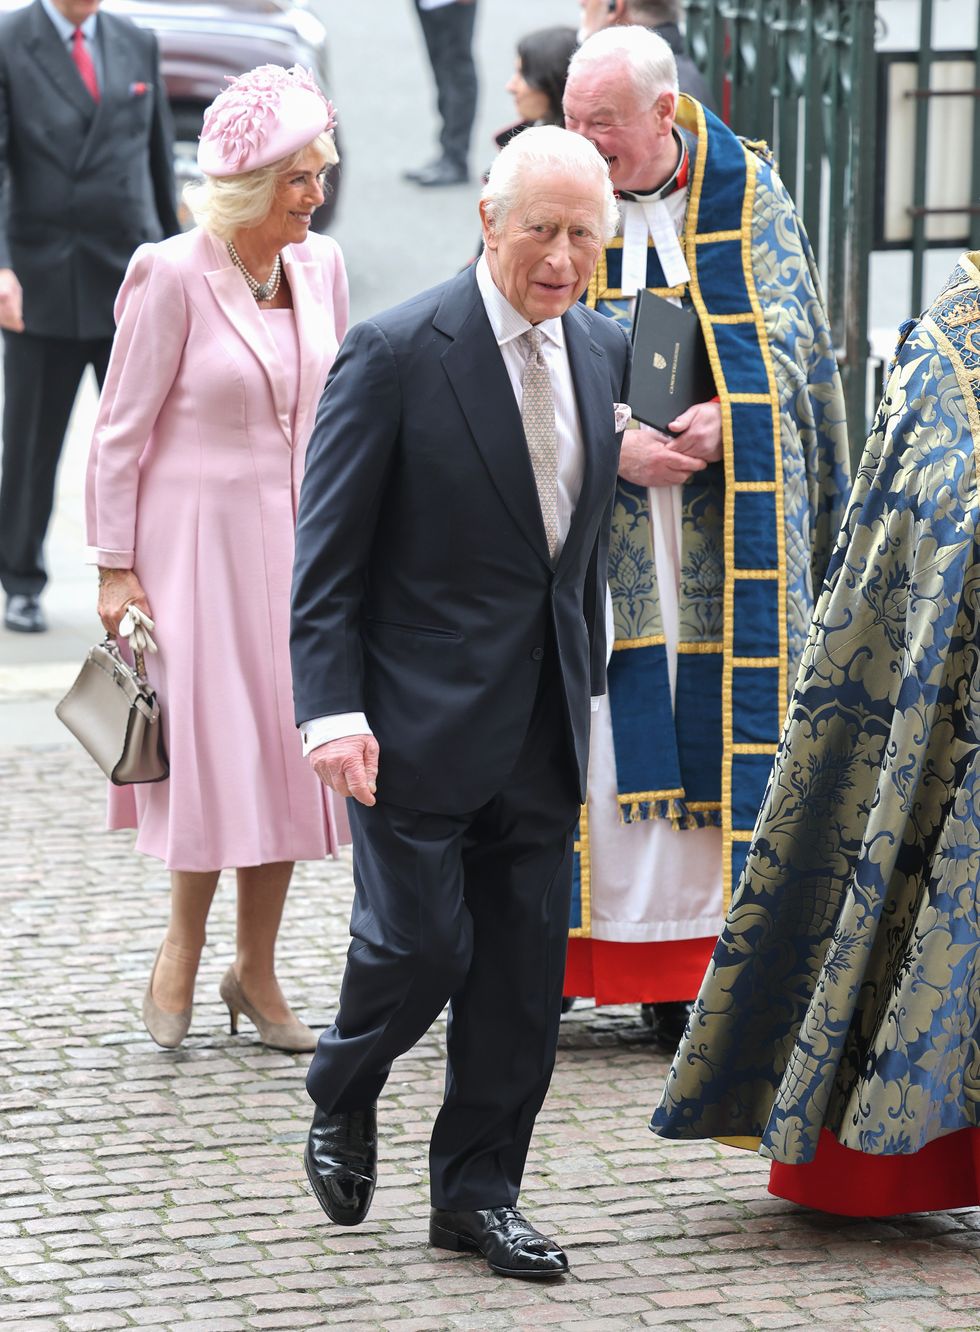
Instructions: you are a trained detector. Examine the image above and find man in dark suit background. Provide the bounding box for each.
[291,125,630,1278]
[404,0,477,187]
[577,0,716,111]
[0,0,179,633]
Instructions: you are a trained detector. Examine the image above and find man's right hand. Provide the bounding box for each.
[618,426,707,488]
[0,269,24,332]
[309,735,380,806]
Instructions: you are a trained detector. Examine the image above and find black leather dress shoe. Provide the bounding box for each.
[406,157,468,188]
[4,593,45,633]
[303,1104,377,1226]
[640,1000,694,1048]
[430,1206,568,1278]
[402,157,439,182]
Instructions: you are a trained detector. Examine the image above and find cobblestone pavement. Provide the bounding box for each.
[3,745,980,1332]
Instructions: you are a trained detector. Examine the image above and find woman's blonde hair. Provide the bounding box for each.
[185,131,338,241]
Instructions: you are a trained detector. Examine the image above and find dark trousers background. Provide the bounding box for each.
[414,0,478,171]
[306,647,579,1211]
[0,331,111,596]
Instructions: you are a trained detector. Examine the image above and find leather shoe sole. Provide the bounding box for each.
[430,1214,568,1279]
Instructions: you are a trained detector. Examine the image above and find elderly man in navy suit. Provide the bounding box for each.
[0,0,179,632]
[290,126,630,1278]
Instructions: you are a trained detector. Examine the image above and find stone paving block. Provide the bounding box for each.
[248,1316,347,1331]
[61,1316,132,1332]
[0,1321,63,1332]
[0,1305,66,1320]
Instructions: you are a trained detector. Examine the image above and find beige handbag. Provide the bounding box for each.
[55,635,169,785]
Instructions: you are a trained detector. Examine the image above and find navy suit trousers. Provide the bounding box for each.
[306,645,580,1209]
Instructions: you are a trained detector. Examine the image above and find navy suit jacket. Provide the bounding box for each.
[291,266,631,813]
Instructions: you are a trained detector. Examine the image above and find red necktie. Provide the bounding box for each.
[71,28,100,102]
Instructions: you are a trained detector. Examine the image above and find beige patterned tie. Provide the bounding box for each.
[520,328,559,560]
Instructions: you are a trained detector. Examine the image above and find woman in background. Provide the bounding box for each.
[501,25,579,138]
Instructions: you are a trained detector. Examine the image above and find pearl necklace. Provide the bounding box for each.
[226,241,282,303]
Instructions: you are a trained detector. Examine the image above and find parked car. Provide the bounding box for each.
[0,0,342,228]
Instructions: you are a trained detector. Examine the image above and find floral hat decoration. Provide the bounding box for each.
[198,64,337,178]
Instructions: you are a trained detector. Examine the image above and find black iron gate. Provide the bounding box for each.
[682,4,980,465]
[684,0,878,458]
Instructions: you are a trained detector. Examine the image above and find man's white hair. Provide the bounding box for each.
[481,124,619,241]
[569,24,679,107]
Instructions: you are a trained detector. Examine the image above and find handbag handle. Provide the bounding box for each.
[104,634,147,682]
[108,605,157,682]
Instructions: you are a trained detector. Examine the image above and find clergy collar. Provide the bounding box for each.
[475,254,565,350]
[616,129,689,204]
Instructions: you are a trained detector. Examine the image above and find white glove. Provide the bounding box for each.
[118,604,158,656]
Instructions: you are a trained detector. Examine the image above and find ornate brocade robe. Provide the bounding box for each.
[566,98,851,1001]
[652,255,980,1215]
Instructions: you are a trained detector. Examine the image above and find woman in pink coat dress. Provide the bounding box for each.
[86,65,350,1053]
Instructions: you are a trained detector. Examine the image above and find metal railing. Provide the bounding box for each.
[684,0,877,459]
[895,0,980,313]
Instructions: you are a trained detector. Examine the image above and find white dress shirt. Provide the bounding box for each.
[301,255,589,755]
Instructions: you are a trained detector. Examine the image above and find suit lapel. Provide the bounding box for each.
[438,272,552,569]
[77,12,128,172]
[24,1,96,123]
[203,234,292,440]
[559,303,614,567]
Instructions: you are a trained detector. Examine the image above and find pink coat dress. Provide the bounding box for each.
[85,226,351,871]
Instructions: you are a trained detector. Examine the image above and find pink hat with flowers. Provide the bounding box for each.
[198,64,337,177]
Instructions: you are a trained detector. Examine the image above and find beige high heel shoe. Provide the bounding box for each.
[219,966,318,1053]
[142,943,192,1049]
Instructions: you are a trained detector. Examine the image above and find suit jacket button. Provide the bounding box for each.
[530,647,544,661]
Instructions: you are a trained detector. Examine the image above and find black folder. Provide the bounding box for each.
[629,289,715,433]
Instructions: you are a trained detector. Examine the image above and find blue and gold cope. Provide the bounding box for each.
[652,254,980,1162]
[569,97,850,938]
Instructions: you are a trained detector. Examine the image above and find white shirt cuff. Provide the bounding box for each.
[590,695,602,713]
[301,712,373,756]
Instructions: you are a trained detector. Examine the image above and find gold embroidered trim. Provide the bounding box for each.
[569,801,591,938]
[923,305,980,481]
[612,634,667,651]
[617,788,686,803]
[694,229,743,243]
[677,641,723,654]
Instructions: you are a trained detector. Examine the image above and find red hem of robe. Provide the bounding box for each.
[563,936,715,1005]
[769,1127,980,1216]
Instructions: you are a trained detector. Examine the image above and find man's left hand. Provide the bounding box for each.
[666,401,723,463]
